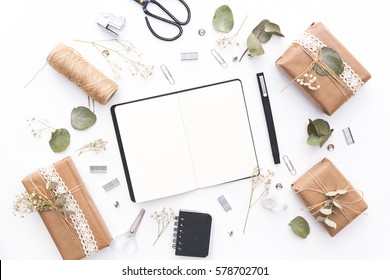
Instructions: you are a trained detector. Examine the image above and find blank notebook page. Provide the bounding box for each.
[112,79,258,202]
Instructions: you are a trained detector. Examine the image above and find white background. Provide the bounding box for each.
[1,0,389,268]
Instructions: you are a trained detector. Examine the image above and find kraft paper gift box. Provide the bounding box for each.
[291,158,368,237]
[22,156,112,259]
[276,22,371,115]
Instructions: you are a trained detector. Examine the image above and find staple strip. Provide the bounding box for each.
[90,165,108,173]
[180,52,198,60]
[343,127,355,145]
[102,178,120,192]
[218,195,232,212]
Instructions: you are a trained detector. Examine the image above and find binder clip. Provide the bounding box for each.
[96,13,126,35]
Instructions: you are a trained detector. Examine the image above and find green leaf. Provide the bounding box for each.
[319,129,333,148]
[247,33,265,56]
[311,119,330,136]
[289,216,310,239]
[307,133,323,146]
[71,106,97,130]
[55,194,66,207]
[251,19,271,43]
[307,119,317,135]
[315,47,345,76]
[324,218,337,229]
[49,128,70,153]
[264,22,284,37]
[46,181,57,190]
[212,5,234,33]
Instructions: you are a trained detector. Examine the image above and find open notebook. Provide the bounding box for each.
[111,79,258,202]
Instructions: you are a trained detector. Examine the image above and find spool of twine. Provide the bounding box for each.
[47,43,118,105]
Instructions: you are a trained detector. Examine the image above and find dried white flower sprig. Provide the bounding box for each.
[75,39,154,79]
[151,207,175,246]
[216,16,247,48]
[76,138,107,156]
[243,166,274,234]
[13,181,73,218]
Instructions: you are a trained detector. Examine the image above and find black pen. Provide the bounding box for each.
[256,72,280,164]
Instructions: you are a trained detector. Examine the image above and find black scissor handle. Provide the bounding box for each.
[143,0,191,41]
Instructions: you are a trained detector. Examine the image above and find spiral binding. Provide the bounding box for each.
[172,215,184,251]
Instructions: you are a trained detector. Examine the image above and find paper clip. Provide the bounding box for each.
[283,155,296,175]
[160,64,175,85]
[211,49,228,68]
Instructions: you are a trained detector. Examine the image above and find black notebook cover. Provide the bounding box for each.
[173,210,212,258]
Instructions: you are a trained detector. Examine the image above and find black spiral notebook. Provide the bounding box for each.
[173,210,212,258]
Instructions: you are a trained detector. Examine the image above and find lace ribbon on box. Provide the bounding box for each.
[293,32,364,95]
[40,164,99,257]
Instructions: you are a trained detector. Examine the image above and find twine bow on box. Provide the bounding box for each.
[291,32,364,100]
[292,164,367,236]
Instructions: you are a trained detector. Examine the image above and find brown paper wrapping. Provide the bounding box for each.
[276,22,371,115]
[292,158,368,236]
[22,157,112,259]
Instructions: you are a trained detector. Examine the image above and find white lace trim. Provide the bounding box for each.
[40,164,99,257]
[293,32,364,95]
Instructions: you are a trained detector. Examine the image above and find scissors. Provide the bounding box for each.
[132,0,191,41]
[110,208,145,255]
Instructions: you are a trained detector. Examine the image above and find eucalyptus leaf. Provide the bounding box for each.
[319,130,333,148]
[320,208,333,215]
[315,47,345,76]
[311,119,331,136]
[71,106,97,130]
[212,5,234,33]
[307,133,323,146]
[49,128,70,153]
[337,189,348,195]
[289,216,310,239]
[46,181,57,190]
[323,200,333,207]
[264,22,284,37]
[247,33,265,56]
[307,119,317,135]
[325,191,339,197]
[324,218,337,229]
[333,200,342,209]
[251,19,271,43]
[55,194,66,207]
[317,216,327,222]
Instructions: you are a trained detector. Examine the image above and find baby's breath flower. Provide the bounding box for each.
[151,207,175,246]
[76,138,107,156]
[75,39,154,79]
[13,189,68,218]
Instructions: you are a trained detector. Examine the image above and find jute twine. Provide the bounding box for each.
[47,43,118,105]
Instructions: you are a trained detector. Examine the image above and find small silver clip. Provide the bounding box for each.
[211,49,227,68]
[102,178,120,192]
[90,165,107,173]
[160,64,175,85]
[283,155,296,175]
[96,13,126,35]
[343,127,355,145]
